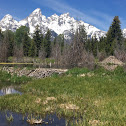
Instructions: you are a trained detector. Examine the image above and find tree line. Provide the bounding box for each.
[85,16,126,62]
[0,16,126,68]
[0,25,64,62]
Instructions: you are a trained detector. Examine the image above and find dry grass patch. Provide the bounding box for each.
[43,97,57,105]
[46,97,57,101]
[89,120,108,126]
[78,72,94,77]
[59,103,79,110]
[45,106,54,113]
[35,98,41,104]
[93,100,104,107]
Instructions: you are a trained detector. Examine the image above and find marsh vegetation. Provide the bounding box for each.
[0,67,126,125]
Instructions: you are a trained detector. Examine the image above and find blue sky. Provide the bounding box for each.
[0,0,126,31]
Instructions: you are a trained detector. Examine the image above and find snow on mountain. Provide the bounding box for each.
[0,14,19,31]
[0,8,107,40]
[122,29,126,38]
[19,8,48,34]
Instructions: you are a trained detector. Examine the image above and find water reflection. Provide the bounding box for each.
[0,87,22,96]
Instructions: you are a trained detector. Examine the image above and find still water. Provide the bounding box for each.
[0,87,22,96]
[0,111,66,126]
[0,87,75,125]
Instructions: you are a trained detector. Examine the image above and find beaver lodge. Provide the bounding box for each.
[100,56,125,71]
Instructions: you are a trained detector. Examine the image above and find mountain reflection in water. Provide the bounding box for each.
[0,87,22,96]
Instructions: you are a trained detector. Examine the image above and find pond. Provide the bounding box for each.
[0,111,67,126]
[0,87,22,96]
[0,86,77,125]
[0,86,68,126]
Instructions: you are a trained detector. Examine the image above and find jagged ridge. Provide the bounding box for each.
[0,8,107,40]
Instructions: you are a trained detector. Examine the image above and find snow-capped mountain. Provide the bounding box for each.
[0,14,19,32]
[122,29,126,38]
[0,8,106,40]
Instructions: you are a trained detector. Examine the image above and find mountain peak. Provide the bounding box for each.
[2,14,13,21]
[29,8,42,18]
[32,8,42,14]
[0,14,18,32]
[60,13,70,17]
[51,13,59,17]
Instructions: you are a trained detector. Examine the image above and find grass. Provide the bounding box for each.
[0,71,32,88]
[5,113,13,122]
[0,67,126,125]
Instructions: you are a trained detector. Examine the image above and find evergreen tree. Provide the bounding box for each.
[40,33,44,49]
[92,37,98,57]
[56,34,64,54]
[106,16,123,55]
[61,35,64,54]
[23,32,31,56]
[99,37,106,52]
[33,25,42,56]
[0,29,3,44]
[85,39,92,53]
[44,29,51,58]
[78,25,87,46]
[28,40,36,57]
[15,26,29,45]
[15,26,30,56]
[124,39,126,50]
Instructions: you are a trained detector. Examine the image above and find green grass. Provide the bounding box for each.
[0,71,32,88]
[0,67,126,125]
[66,67,90,76]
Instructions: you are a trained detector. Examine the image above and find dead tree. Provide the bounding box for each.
[114,49,126,63]
[67,25,87,68]
[14,45,24,62]
[51,44,61,68]
[0,42,8,62]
